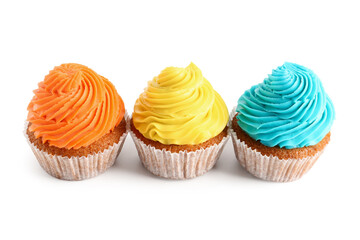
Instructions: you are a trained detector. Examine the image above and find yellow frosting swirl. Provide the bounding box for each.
[133,62,229,145]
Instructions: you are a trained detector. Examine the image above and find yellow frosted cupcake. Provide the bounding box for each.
[130,63,229,179]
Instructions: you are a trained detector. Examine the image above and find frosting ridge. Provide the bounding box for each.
[133,62,228,145]
[236,62,335,149]
[27,63,125,149]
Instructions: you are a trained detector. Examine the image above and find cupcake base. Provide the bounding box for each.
[230,109,330,182]
[130,118,229,180]
[25,114,128,181]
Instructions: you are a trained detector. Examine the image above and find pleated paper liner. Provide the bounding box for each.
[229,108,326,182]
[25,113,129,181]
[129,116,229,180]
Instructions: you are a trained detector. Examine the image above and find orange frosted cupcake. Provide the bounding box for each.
[130,63,229,179]
[25,63,128,180]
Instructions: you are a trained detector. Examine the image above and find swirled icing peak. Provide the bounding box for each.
[27,63,125,149]
[236,62,335,149]
[133,62,228,145]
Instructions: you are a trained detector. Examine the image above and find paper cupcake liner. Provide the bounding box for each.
[229,108,324,182]
[25,113,128,181]
[129,116,229,180]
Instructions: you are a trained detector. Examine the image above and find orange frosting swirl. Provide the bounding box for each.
[27,63,125,149]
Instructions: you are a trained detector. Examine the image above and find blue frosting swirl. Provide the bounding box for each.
[236,62,335,149]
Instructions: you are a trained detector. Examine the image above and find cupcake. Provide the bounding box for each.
[130,62,229,179]
[25,63,128,180]
[230,62,335,182]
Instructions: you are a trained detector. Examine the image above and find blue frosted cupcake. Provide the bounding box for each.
[230,62,335,182]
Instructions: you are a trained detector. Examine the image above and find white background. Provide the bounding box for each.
[0,0,359,239]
